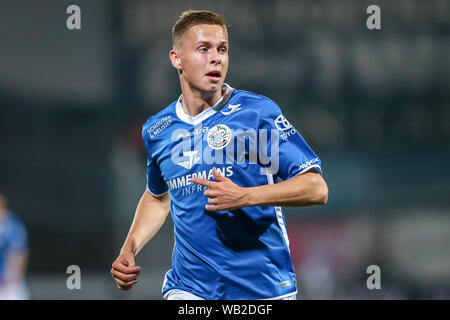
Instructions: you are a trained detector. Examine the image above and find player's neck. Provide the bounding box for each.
[180,81,223,117]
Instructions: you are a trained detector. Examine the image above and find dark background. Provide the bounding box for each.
[0,0,449,299]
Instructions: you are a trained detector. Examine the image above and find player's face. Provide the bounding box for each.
[175,24,229,93]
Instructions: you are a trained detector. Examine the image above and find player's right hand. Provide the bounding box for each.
[111,251,141,290]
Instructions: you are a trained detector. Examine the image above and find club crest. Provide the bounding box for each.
[207,124,232,150]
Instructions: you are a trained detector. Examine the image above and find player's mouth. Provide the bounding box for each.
[205,71,222,82]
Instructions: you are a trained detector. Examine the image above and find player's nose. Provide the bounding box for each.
[210,51,222,65]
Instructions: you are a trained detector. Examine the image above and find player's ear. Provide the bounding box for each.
[169,49,182,71]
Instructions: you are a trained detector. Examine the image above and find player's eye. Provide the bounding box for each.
[219,47,227,53]
[199,47,208,52]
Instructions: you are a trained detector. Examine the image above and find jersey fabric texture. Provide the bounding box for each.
[142,84,322,300]
[0,212,28,286]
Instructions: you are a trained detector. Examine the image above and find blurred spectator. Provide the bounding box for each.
[0,192,29,299]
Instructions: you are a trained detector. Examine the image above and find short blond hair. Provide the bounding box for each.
[172,10,226,49]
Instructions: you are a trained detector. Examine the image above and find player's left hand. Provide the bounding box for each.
[192,167,249,211]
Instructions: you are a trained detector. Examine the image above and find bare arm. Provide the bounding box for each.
[2,251,28,286]
[245,170,328,207]
[111,190,170,290]
[192,167,328,211]
[120,190,171,256]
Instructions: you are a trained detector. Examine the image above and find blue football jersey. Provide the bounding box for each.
[0,213,28,285]
[142,84,322,300]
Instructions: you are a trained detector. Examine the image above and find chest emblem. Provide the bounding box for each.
[221,104,242,115]
[207,124,232,150]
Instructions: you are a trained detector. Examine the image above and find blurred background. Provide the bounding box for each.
[0,0,449,299]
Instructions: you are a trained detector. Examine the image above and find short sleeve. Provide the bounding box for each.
[142,122,168,196]
[258,100,322,181]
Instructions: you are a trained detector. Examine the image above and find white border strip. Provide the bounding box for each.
[176,100,218,126]
[262,291,298,300]
[264,168,290,248]
[163,288,297,300]
[298,164,322,175]
[146,186,168,197]
[175,83,234,126]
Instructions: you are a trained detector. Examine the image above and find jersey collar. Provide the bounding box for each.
[175,83,234,125]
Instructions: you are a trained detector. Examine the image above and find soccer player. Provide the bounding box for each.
[0,192,29,300]
[111,10,328,300]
